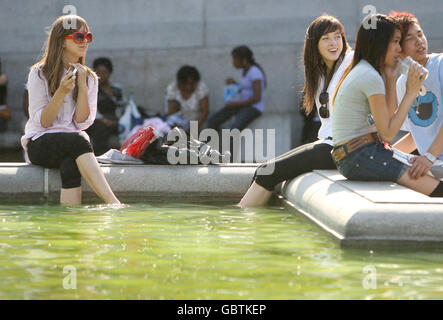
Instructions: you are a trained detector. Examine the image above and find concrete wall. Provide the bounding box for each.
[1,0,443,156]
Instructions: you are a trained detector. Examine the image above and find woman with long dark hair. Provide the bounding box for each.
[21,15,120,205]
[239,15,353,207]
[331,14,443,197]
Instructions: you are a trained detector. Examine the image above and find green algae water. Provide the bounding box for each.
[1,201,443,300]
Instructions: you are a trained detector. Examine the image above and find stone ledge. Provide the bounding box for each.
[281,170,443,248]
[0,162,259,203]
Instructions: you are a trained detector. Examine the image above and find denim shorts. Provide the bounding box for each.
[333,142,408,182]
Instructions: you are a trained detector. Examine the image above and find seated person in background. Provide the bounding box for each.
[166,65,209,132]
[0,57,12,132]
[207,45,266,133]
[239,15,352,206]
[86,57,124,155]
[23,83,29,119]
[390,11,443,179]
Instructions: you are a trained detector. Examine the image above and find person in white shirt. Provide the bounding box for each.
[207,45,266,134]
[206,45,266,161]
[166,65,209,132]
[21,15,120,205]
[391,11,443,180]
[239,15,353,207]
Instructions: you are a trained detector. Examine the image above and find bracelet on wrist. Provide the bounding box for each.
[424,152,437,164]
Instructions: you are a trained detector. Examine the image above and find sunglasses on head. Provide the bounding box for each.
[64,32,93,44]
[319,92,330,118]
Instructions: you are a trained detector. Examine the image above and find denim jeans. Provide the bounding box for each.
[206,105,262,159]
[207,105,261,132]
[333,142,408,182]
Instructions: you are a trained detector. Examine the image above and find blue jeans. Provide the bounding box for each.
[206,105,262,161]
[333,142,408,182]
[207,105,261,132]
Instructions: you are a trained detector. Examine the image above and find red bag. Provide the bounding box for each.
[120,126,158,158]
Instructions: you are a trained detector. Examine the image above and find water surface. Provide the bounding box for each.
[1,202,443,299]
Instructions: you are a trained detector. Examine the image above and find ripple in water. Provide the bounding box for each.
[1,202,443,299]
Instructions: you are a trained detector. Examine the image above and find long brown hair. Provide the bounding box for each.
[302,15,349,115]
[31,15,96,101]
[331,14,400,108]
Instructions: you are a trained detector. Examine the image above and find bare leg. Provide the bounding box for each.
[60,187,82,205]
[397,169,440,195]
[76,152,121,204]
[237,181,272,208]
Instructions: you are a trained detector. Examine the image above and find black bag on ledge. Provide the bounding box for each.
[141,127,231,165]
[97,127,230,165]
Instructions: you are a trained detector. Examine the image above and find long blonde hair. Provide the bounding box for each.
[32,15,96,101]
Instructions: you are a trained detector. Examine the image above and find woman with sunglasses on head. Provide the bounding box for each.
[21,15,120,205]
[331,14,443,197]
[238,15,353,207]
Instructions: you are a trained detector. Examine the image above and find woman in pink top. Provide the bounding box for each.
[21,15,120,205]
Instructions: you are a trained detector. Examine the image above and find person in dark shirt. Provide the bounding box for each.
[23,83,29,119]
[86,57,124,155]
[299,92,321,145]
[0,57,12,132]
